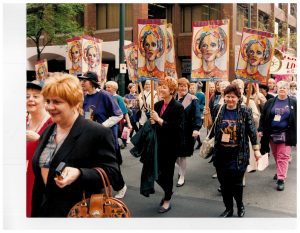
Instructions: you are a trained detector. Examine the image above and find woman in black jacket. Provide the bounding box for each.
[258,80,297,191]
[31,74,120,217]
[150,76,184,213]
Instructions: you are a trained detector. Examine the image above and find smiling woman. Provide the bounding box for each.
[30,73,120,217]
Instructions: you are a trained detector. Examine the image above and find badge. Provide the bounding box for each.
[274,115,281,122]
[85,111,91,120]
[221,133,231,143]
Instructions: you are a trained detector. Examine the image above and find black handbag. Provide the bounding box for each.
[270,132,286,144]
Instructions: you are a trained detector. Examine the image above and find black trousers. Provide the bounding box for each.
[215,146,245,210]
[156,156,177,201]
[216,167,244,210]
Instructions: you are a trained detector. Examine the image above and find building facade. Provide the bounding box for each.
[27,3,297,83]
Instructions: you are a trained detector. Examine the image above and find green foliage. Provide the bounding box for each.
[27,3,85,60]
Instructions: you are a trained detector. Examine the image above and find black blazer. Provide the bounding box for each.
[154,98,184,159]
[31,115,119,217]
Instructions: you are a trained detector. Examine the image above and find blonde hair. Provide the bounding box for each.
[277,80,289,90]
[177,77,190,88]
[105,81,119,91]
[158,76,178,95]
[41,73,84,115]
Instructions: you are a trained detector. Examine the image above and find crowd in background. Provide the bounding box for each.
[26,71,297,217]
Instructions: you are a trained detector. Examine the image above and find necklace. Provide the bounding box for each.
[27,115,48,132]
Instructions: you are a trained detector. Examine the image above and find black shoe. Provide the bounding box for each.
[158,204,172,213]
[217,187,222,193]
[237,203,245,217]
[273,174,277,180]
[219,209,233,217]
[176,181,185,187]
[277,179,285,191]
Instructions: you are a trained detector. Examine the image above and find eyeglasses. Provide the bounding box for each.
[290,85,296,87]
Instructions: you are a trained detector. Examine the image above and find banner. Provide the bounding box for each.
[124,43,138,82]
[270,49,297,75]
[235,28,275,85]
[67,37,82,76]
[99,64,109,89]
[191,19,229,81]
[165,23,177,79]
[82,35,102,78]
[137,19,166,80]
[35,59,48,81]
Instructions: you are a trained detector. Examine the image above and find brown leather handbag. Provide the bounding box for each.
[67,167,131,218]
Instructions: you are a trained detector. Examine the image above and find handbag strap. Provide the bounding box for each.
[206,104,223,139]
[94,167,113,197]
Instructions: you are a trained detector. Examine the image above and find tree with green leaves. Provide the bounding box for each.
[27,3,85,61]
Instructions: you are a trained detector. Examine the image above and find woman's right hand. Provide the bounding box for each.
[203,106,210,116]
[257,132,263,138]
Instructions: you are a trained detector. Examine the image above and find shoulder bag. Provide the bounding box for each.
[68,167,131,218]
[199,105,223,159]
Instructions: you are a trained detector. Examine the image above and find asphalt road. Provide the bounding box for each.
[116,128,297,219]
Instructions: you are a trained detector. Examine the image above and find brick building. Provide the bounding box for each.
[27,3,297,84]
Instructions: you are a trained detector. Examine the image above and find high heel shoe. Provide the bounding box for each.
[219,209,233,217]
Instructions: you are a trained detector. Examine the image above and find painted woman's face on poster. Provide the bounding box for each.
[235,29,274,85]
[191,20,229,81]
[67,39,82,75]
[137,20,166,80]
[82,37,102,77]
[35,60,48,81]
[124,43,138,82]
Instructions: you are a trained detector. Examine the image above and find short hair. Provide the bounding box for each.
[41,73,83,115]
[277,80,289,90]
[224,84,241,99]
[231,79,244,90]
[177,77,190,88]
[158,76,178,95]
[105,81,118,91]
[127,83,135,90]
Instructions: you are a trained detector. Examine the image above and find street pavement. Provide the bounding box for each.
[115,128,297,218]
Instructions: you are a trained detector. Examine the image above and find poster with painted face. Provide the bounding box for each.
[82,35,102,78]
[235,28,274,85]
[137,19,166,80]
[165,23,177,79]
[191,19,229,81]
[99,64,109,89]
[67,37,82,76]
[35,59,48,81]
[124,43,138,82]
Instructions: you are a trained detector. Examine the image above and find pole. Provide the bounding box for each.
[118,3,125,96]
[151,80,154,111]
[204,81,210,128]
[248,4,251,28]
[246,83,252,107]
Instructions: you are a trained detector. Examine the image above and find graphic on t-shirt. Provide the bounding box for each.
[220,120,237,144]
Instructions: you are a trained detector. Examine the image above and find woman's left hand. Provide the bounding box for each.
[26,130,40,142]
[192,130,200,138]
[54,167,81,188]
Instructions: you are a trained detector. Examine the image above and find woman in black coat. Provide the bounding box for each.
[258,80,297,191]
[31,74,120,217]
[150,76,184,213]
[175,78,202,187]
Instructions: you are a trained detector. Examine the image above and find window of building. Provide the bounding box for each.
[181,4,221,33]
[278,3,283,10]
[290,3,297,17]
[148,3,172,23]
[275,19,283,37]
[236,4,253,32]
[96,4,133,30]
[258,10,269,32]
